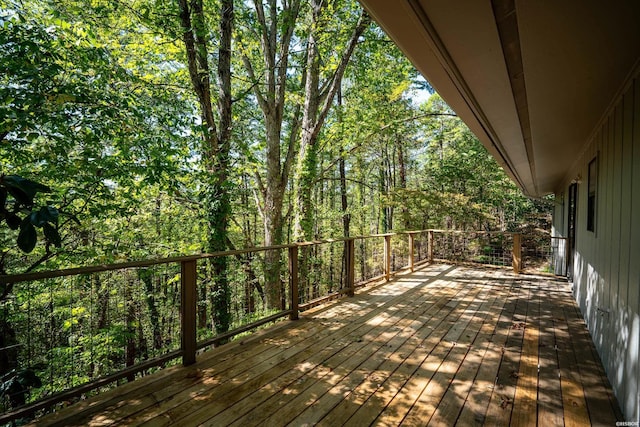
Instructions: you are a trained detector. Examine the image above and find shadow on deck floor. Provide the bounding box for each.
[34,263,622,426]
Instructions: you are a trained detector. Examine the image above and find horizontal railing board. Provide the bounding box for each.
[0,232,427,284]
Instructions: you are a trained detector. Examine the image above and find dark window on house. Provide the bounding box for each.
[587,157,597,232]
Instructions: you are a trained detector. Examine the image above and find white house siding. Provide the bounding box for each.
[552,75,640,422]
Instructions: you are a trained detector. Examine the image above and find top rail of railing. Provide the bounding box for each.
[0,229,566,284]
[0,232,421,284]
[2,230,565,284]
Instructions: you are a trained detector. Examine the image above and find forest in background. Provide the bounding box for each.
[0,0,551,414]
[1,0,549,275]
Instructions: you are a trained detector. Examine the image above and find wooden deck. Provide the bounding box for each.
[34,264,621,426]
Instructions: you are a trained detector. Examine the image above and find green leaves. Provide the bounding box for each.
[2,175,51,207]
[18,218,37,253]
[0,368,43,407]
[1,174,61,254]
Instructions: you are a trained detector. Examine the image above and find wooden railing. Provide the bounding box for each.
[0,229,564,422]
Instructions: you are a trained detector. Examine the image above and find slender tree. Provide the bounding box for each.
[178,0,234,333]
[237,0,302,308]
[292,1,370,242]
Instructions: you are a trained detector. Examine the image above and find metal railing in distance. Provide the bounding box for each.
[522,234,568,276]
[297,240,345,310]
[431,230,514,267]
[352,235,384,286]
[411,230,432,265]
[390,233,410,272]
[1,263,183,418]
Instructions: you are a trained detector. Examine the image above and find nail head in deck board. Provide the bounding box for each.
[32,265,621,427]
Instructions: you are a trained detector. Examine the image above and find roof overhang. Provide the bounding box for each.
[359,0,640,197]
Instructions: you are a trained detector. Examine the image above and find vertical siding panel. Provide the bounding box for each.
[594,116,612,364]
[585,126,608,327]
[629,79,640,422]
[604,112,616,372]
[592,134,607,328]
[620,84,634,419]
[598,116,608,375]
[592,128,604,328]
[591,123,601,327]
[610,103,623,393]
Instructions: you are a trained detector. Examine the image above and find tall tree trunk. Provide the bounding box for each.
[241,0,302,309]
[379,160,388,232]
[293,5,370,243]
[262,168,286,309]
[240,177,258,313]
[178,0,234,334]
[292,4,370,297]
[125,279,136,382]
[140,269,162,350]
[337,87,350,289]
[397,134,410,230]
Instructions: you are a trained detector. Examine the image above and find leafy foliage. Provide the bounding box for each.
[0,174,61,254]
[1,367,43,408]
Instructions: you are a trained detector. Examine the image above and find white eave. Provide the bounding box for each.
[359,0,640,197]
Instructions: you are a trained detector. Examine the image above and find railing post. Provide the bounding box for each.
[181,259,197,366]
[384,235,392,281]
[408,233,415,272]
[288,245,299,320]
[345,238,355,296]
[512,233,522,274]
[428,230,434,263]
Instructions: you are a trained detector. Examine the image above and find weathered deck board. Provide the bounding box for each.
[400,275,504,426]
[564,291,624,423]
[297,269,481,427]
[426,275,511,426]
[482,275,530,426]
[536,279,564,427]
[454,275,519,426]
[341,269,496,427]
[228,266,463,427]
[511,280,540,427]
[32,264,621,427]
